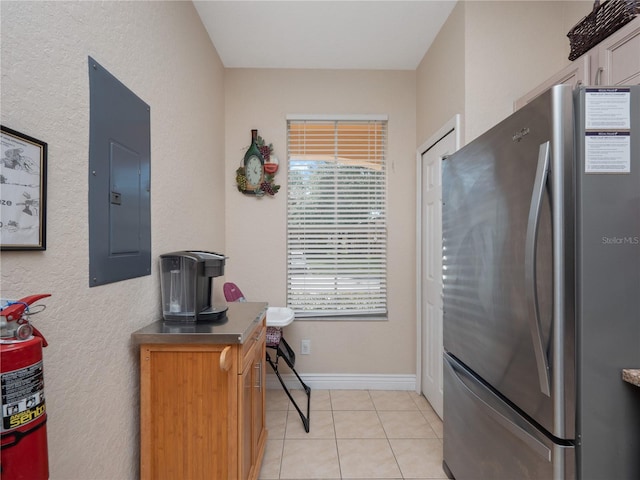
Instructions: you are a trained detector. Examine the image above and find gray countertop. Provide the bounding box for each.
[131,302,267,345]
[622,369,640,387]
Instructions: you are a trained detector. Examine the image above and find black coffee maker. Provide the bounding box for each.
[159,251,228,322]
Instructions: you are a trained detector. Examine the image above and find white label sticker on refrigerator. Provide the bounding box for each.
[585,88,630,130]
[585,132,630,173]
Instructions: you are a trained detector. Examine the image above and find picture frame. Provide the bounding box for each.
[1,126,47,250]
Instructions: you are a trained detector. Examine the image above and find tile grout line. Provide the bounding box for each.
[265,389,443,479]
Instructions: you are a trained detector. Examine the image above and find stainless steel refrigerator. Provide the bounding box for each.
[442,85,640,480]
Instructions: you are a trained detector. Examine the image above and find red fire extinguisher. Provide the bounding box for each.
[1,294,51,480]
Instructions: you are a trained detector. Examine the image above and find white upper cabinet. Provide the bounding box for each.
[516,17,640,110]
[593,16,640,85]
[514,56,590,110]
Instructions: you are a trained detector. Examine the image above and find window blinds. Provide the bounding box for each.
[287,118,388,318]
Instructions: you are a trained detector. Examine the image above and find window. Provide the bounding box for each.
[286,115,388,318]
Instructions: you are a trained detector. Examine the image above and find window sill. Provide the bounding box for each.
[294,314,388,322]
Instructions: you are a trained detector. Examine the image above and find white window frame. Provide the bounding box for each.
[286,114,388,320]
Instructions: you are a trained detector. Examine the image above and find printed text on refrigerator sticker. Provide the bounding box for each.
[585,88,631,174]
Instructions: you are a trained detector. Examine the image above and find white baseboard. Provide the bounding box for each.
[266,373,416,391]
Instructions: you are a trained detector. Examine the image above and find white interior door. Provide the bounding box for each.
[420,128,456,419]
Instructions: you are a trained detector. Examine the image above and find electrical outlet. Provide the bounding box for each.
[301,339,311,355]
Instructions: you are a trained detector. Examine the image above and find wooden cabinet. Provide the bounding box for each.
[516,17,640,110]
[139,318,266,480]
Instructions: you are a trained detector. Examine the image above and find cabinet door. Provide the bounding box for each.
[140,344,235,480]
[514,55,590,110]
[240,358,253,480]
[595,17,640,85]
[238,326,267,480]
[252,333,266,466]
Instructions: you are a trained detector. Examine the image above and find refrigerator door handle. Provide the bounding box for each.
[445,356,552,462]
[525,141,552,397]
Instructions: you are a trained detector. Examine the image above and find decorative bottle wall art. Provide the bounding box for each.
[236,129,280,196]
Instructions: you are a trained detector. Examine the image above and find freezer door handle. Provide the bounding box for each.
[525,141,552,397]
[445,356,552,462]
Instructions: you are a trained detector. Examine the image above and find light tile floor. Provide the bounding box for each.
[259,388,448,480]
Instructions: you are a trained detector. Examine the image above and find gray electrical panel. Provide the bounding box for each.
[88,57,151,287]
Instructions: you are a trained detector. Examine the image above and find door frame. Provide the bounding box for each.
[415,115,461,397]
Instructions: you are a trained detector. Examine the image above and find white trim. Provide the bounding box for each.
[286,114,388,121]
[266,373,416,391]
[415,115,461,396]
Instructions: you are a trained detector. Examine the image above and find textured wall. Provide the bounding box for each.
[416,2,466,147]
[464,1,592,143]
[224,68,417,375]
[0,2,225,478]
[417,0,593,146]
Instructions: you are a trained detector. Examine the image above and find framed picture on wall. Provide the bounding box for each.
[1,126,48,250]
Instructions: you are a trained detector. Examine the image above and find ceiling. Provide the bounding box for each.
[193,1,457,70]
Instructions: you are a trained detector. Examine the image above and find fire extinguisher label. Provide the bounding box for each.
[1,360,46,432]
